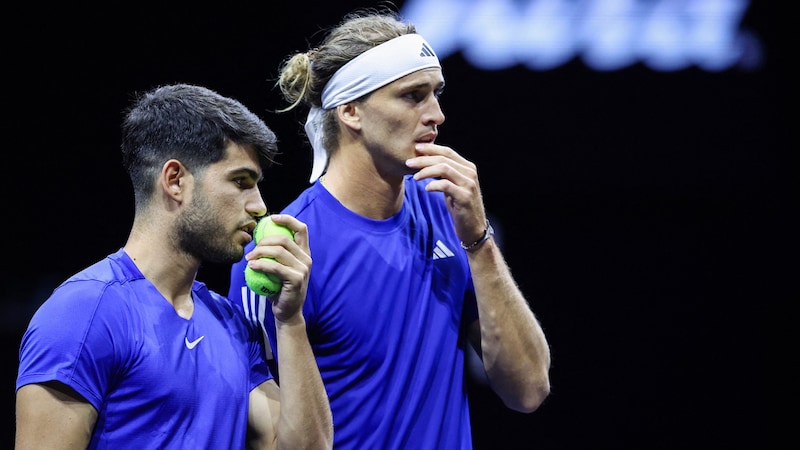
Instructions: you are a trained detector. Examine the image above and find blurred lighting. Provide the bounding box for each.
[400,0,763,71]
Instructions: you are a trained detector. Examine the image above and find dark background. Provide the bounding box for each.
[1,1,785,448]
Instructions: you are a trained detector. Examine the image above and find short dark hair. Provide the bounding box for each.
[120,83,278,209]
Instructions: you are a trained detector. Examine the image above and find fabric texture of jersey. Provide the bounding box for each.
[17,248,272,449]
[230,175,479,450]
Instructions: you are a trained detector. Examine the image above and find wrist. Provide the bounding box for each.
[460,220,495,252]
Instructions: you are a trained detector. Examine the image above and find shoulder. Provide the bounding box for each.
[42,254,131,313]
[282,182,325,217]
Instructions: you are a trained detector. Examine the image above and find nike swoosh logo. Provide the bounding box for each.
[185,336,205,349]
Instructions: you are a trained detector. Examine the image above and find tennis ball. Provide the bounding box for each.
[245,217,295,297]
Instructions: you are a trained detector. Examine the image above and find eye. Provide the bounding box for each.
[405,87,444,104]
[231,169,262,189]
[234,176,256,189]
[403,90,426,102]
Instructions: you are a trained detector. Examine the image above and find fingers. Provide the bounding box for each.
[406,143,488,242]
[247,214,310,263]
[407,142,474,173]
[407,143,476,185]
[407,143,477,199]
[264,214,310,251]
[246,214,312,319]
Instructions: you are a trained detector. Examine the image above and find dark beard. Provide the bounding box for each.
[175,190,245,265]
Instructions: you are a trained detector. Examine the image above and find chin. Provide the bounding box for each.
[401,164,420,175]
[208,245,245,266]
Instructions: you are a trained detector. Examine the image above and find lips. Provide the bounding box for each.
[240,222,258,241]
[412,132,437,159]
[416,131,437,143]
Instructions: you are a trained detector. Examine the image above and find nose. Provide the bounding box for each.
[424,97,445,126]
[247,188,268,218]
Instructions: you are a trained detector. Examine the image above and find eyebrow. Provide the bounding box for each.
[231,167,263,183]
[401,79,445,90]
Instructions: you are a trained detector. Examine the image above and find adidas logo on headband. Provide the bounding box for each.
[420,42,435,58]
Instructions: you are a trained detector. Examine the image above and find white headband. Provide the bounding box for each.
[304,33,441,182]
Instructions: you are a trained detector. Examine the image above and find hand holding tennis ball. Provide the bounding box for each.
[245,216,295,297]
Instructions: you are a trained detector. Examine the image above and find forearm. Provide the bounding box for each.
[274,319,333,450]
[468,239,551,412]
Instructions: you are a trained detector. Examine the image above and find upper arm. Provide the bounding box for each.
[246,379,281,450]
[15,382,97,449]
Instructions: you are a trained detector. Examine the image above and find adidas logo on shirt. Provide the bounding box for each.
[433,240,455,260]
[420,43,435,58]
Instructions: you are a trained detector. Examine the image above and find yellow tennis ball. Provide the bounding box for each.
[245,217,295,297]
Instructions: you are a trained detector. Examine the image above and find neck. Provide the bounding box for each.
[124,223,199,310]
[321,161,406,220]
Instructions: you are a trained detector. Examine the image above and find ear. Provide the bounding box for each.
[336,103,361,131]
[161,159,186,201]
